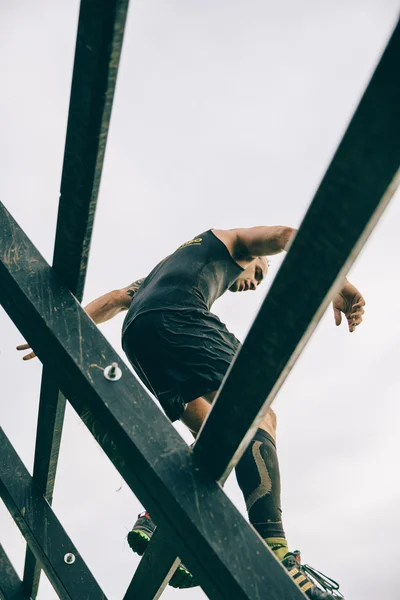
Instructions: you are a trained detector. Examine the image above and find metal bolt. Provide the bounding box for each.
[64,553,75,565]
[104,362,122,381]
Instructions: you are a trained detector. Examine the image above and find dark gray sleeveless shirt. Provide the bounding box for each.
[122,230,243,338]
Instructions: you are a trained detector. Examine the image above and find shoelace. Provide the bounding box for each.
[302,564,344,599]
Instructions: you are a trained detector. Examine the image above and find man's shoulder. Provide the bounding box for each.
[210,228,236,248]
[211,228,245,259]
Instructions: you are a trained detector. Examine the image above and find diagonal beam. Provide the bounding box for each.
[194,18,400,484]
[123,528,180,600]
[23,0,130,596]
[0,429,107,600]
[0,202,305,600]
[0,543,30,600]
[23,380,66,598]
[111,18,400,587]
[53,0,130,299]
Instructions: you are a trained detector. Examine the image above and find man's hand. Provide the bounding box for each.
[332,281,366,333]
[16,343,37,360]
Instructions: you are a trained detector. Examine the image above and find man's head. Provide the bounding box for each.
[229,256,269,292]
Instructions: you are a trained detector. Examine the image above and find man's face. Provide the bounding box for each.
[229,257,269,292]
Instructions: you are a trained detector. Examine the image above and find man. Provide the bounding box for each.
[18,225,365,598]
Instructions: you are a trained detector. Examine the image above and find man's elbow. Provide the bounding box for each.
[276,226,296,251]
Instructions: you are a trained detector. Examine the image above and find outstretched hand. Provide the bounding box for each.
[16,343,36,361]
[332,282,365,333]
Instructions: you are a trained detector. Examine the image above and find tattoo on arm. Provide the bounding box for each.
[127,278,145,298]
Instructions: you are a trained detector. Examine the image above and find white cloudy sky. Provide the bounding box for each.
[1,2,399,599]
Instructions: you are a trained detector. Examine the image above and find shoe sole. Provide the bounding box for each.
[128,529,198,589]
[127,529,150,556]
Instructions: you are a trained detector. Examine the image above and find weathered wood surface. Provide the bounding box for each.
[23,379,66,597]
[0,201,306,600]
[123,527,181,600]
[128,19,400,594]
[0,543,30,600]
[194,17,400,484]
[117,19,400,586]
[0,429,107,600]
[54,0,130,299]
[23,0,130,595]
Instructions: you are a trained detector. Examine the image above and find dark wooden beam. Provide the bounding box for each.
[194,18,400,484]
[0,202,305,600]
[0,544,30,600]
[23,0,130,595]
[53,0,130,299]
[0,429,107,600]
[30,377,66,505]
[123,528,180,600]
[22,380,66,597]
[112,19,400,583]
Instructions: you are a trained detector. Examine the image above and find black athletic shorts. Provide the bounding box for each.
[122,310,241,422]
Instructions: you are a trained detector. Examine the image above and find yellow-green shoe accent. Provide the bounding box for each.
[264,537,289,561]
[128,512,198,589]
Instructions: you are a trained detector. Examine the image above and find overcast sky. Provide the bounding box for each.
[1,2,400,599]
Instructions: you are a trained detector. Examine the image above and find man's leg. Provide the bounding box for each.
[181,393,276,439]
[234,407,288,559]
[182,396,287,559]
[180,393,216,437]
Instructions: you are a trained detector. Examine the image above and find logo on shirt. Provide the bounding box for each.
[177,237,203,250]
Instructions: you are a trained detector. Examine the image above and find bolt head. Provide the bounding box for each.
[104,363,122,381]
[64,553,75,564]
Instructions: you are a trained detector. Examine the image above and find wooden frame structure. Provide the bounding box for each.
[0,2,399,598]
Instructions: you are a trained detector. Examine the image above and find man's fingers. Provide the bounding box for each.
[347,311,363,332]
[353,300,366,310]
[350,309,364,320]
[333,307,342,326]
[347,316,357,333]
[16,344,36,360]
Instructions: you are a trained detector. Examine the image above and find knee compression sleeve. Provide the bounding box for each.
[235,428,285,539]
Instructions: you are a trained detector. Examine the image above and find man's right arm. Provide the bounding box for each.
[235,225,296,258]
[215,225,365,332]
[214,226,296,261]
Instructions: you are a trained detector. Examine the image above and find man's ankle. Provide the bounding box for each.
[264,537,288,561]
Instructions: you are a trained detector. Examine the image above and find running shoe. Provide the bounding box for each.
[127,511,198,589]
[282,551,344,599]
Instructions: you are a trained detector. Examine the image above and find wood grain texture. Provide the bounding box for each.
[0,201,305,600]
[23,0,130,595]
[0,544,30,600]
[123,528,181,600]
[0,429,107,600]
[194,18,400,484]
